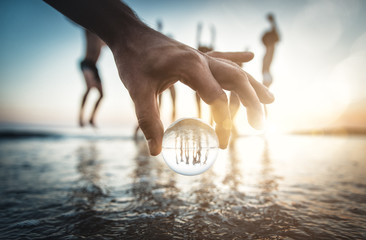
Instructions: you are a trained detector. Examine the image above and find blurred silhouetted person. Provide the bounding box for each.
[229,92,241,138]
[262,13,280,117]
[79,29,105,127]
[196,23,215,123]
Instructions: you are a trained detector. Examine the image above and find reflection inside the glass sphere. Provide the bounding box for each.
[162,118,219,176]
[174,130,210,165]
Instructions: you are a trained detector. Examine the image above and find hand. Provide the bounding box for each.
[44,0,274,156]
[111,30,274,155]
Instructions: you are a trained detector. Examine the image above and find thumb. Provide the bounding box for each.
[133,92,164,156]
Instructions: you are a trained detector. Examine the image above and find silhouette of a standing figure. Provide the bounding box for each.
[196,23,216,124]
[262,13,280,117]
[79,29,105,127]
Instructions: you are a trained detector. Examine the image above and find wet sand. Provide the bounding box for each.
[0,129,365,239]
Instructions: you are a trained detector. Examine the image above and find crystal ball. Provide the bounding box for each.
[162,118,219,176]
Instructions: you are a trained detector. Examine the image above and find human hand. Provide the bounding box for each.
[111,30,274,156]
[43,0,274,156]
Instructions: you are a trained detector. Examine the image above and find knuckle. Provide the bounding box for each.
[217,91,228,104]
[237,69,249,81]
[207,50,219,57]
[137,115,151,129]
[181,50,204,66]
[137,114,163,140]
[236,71,249,87]
[211,92,228,111]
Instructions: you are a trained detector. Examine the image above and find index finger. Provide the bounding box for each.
[208,58,265,129]
[213,57,274,104]
[206,51,254,63]
[180,53,231,149]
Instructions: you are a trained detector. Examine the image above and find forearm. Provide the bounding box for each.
[44,0,148,51]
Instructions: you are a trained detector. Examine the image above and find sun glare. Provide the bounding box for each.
[264,120,283,136]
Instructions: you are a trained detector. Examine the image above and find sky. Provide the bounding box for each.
[0,0,365,133]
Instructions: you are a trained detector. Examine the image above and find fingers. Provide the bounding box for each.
[237,79,265,129]
[132,91,164,156]
[229,92,240,119]
[209,56,274,104]
[210,93,232,149]
[183,56,231,149]
[208,58,266,129]
[246,72,275,104]
[207,51,254,63]
[211,57,274,103]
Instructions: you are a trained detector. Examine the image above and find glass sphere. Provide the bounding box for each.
[162,118,219,176]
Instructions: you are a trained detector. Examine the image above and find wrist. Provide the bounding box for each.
[106,19,151,56]
[86,2,148,53]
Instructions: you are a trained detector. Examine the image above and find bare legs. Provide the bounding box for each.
[262,44,275,119]
[79,70,103,127]
[158,86,176,122]
[89,87,103,127]
[195,92,201,119]
[196,94,215,126]
[79,88,90,127]
[169,86,176,121]
[229,92,240,138]
[262,45,275,75]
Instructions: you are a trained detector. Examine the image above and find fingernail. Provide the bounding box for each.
[249,109,265,130]
[267,91,275,102]
[148,138,160,156]
[219,141,228,149]
[215,125,230,149]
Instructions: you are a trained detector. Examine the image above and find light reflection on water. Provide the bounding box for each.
[0,134,365,239]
